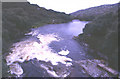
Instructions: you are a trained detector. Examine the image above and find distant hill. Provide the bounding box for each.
[70,4,118,21]
[75,3,119,69]
[2,2,73,53]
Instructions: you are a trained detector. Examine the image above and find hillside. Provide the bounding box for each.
[75,3,119,69]
[70,4,118,21]
[2,2,73,53]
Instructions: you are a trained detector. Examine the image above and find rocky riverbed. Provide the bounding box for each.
[4,20,119,78]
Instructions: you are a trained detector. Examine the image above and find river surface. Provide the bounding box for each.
[30,20,92,60]
[5,20,115,77]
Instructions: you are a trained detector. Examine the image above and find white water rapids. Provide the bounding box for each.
[6,33,73,76]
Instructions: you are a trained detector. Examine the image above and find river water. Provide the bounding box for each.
[29,20,92,60]
[5,20,116,77]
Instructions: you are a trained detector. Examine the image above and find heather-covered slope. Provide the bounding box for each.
[75,3,119,69]
[2,2,73,52]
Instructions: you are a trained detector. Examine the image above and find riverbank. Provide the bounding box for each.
[74,4,118,70]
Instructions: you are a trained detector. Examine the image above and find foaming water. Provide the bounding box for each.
[6,34,72,76]
[6,20,92,77]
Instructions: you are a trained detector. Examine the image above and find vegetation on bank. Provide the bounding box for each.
[2,2,74,76]
[2,2,73,53]
[73,3,119,69]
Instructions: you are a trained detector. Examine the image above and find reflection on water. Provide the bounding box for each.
[31,19,88,37]
[68,20,89,36]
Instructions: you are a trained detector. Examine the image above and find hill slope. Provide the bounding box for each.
[2,2,73,53]
[71,4,118,21]
[75,3,119,69]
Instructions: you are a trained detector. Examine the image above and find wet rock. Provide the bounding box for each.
[75,59,119,77]
[9,63,23,77]
[21,60,50,77]
[69,62,89,77]
[52,63,71,77]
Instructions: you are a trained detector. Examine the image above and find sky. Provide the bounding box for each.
[27,0,119,14]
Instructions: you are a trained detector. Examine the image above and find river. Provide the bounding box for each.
[5,20,117,77]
